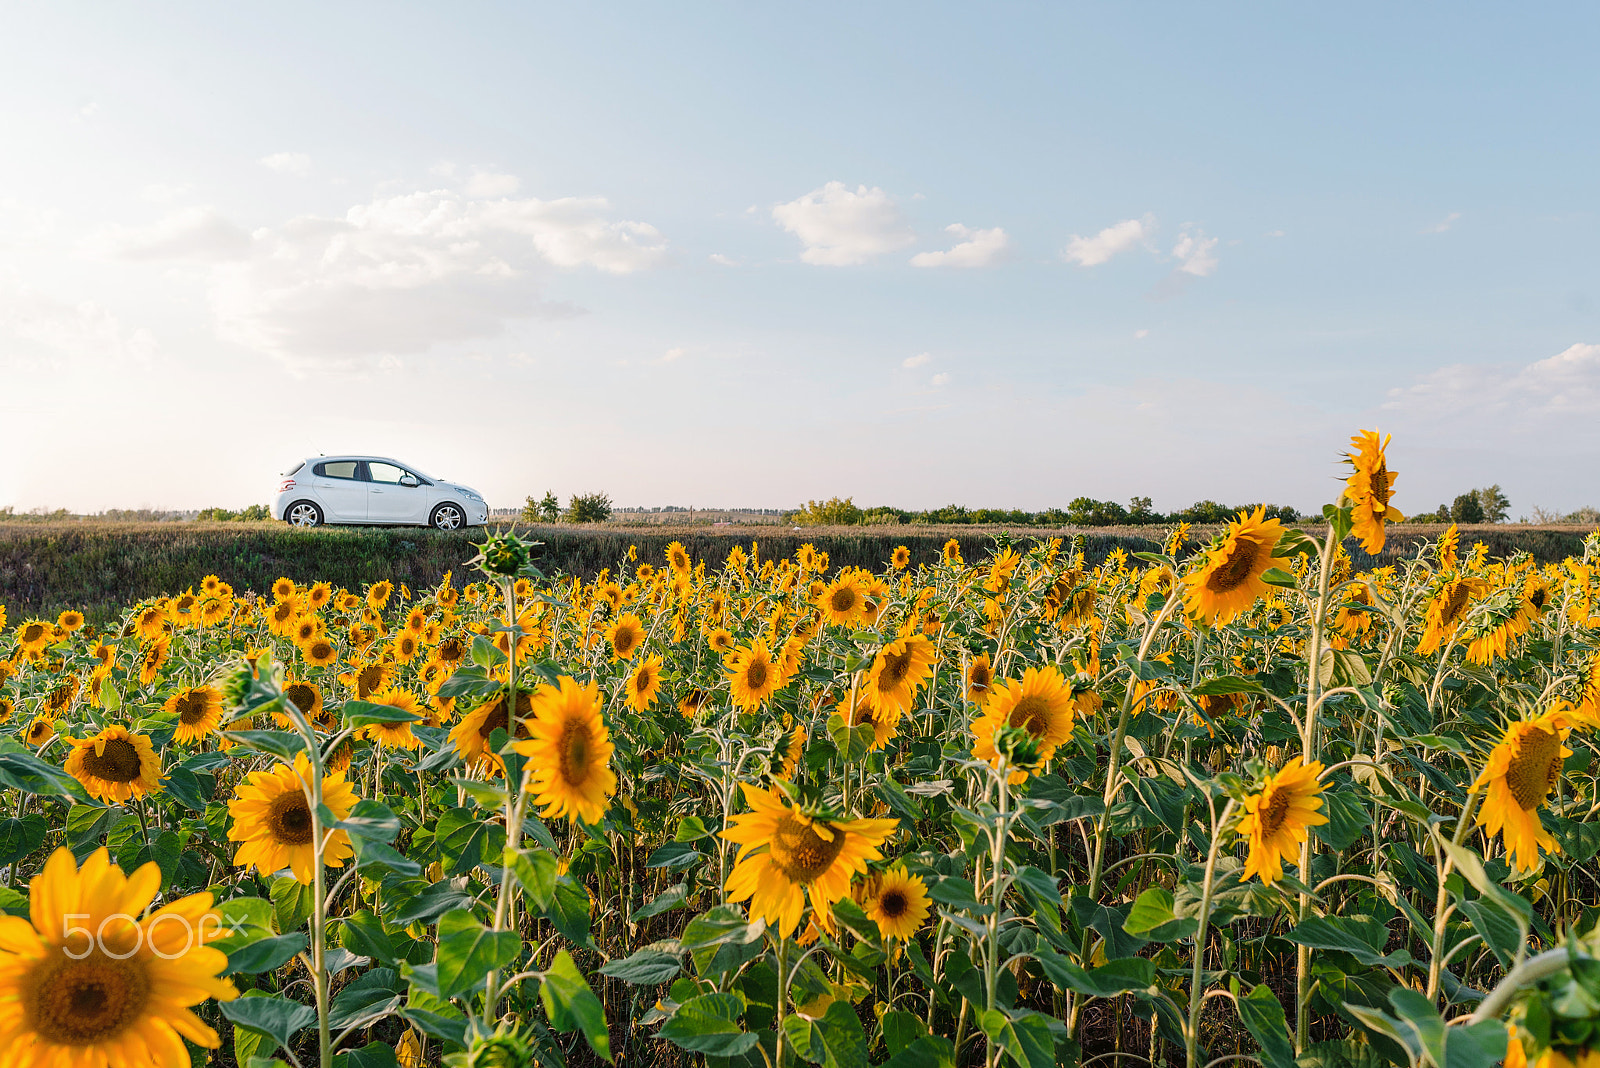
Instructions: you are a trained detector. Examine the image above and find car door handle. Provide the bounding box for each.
[371,489,384,493]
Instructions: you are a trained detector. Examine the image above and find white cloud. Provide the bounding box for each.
[259,152,312,177]
[661,347,685,362]
[0,283,159,366]
[466,170,520,197]
[1265,229,1286,238]
[903,352,931,369]
[909,224,1009,268]
[931,372,952,387]
[1425,212,1462,234]
[90,206,252,262]
[1171,230,1219,276]
[1134,329,1150,339]
[771,182,914,266]
[708,253,738,266]
[1062,214,1154,267]
[100,188,666,368]
[0,199,60,250]
[1386,343,1600,428]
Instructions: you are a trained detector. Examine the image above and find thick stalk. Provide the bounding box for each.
[1425,787,1482,1001]
[1295,522,1339,1053]
[1185,798,1237,1068]
[483,577,522,1016]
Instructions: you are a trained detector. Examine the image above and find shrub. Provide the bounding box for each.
[566,491,613,524]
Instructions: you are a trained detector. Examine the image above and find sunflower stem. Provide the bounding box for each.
[1185,794,1236,1068]
[483,575,522,1018]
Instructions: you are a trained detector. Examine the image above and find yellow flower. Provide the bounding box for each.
[624,656,665,713]
[727,640,781,711]
[770,724,807,780]
[1474,708,1577,873]
[360,689,425,749]
[165,685,225,744]
[56,609,84,633]
[721,784,896,939]
[1237,756,1327,884]
[0,847,237,1065]
[677,687,709,720]
[64,726,162,804]
[605,613,646,660]
[891,545,911,570]
[965,653,994,701]
[300,635,340,668]
[859,864,931,941]
[512,676,617,825]
[23,716,55,748]
[863,634,936,718]
[666,540,692,575]
[818,574,868,628]
[1343,429,1403,554]
[228,753,357,884]
[367,580,394,610]
[450,690,532,775]
[1417,576,1489,655]
[970,666,1078,783]
[1182,507,1290,626]
[838,690,898,752]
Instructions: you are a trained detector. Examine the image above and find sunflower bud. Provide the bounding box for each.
[476,533,531,577]
[456,1027,536,1068]
[993,723,1043,772]
[217,665,256,710]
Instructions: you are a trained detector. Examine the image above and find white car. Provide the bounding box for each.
[273,456,489,530]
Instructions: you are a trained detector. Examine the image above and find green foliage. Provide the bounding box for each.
[565,491,613,523]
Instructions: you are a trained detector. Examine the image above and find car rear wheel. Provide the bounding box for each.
[431,503,465,530]
[286,501,324,527]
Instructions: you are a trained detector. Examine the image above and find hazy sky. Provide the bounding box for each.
[2,4,1598,517]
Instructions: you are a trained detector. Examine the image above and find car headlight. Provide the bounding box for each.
[460,489,483,502]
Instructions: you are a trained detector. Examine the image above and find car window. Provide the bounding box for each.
[368,462,410,484]
[318,461,360,480]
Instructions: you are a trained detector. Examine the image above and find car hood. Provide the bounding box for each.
[439,481,482,499]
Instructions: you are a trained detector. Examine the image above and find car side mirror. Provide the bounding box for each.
[400,474,419,487]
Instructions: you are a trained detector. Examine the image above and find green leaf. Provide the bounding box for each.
[226,933,307,975]
[470,635,508,668]
[270,876,315,933]
[885,1035,958,1068]
[435,806,506,876]
[331,799,401,843]
[433,909,521,999]
[631,882,689,923]
[504,846,559,909]
[221,992,318,1053]
[784,999,868,1068]
[1123,886,1197,941]
[1287,915,1412,969]
[160,766,209,812]
[1260,567,1298,589]
[1314,785,1370,851]
[1456,895,1524,971]
[599,946,682,985]
[1191,675,1267,696]
[674,815,712,841]
[224,730,308,761]
[351,838,422,877]
[1032,944,1154,997]
[338,910,397,966]
[978,1008,1053,1068]
[0,750,85,796]
[1237,984,1296,1068]
[540,948,612,1062]
[333,1042,399,1068]
[659,991,757,1056]
[544,874,595,948]
[644,840,705,871]
[881,1010,928,1057]
[389,877,474,926]
[342,700,423,728]
[1439,839,1533,923]
[1069,897,1147,959]
[0,814,46,867]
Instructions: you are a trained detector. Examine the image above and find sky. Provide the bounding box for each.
[1,4,1598,518]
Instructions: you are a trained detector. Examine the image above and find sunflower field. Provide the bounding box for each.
[0,432,1598,1068]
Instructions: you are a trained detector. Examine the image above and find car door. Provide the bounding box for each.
[311,461,367,521]
[366,461,429,524]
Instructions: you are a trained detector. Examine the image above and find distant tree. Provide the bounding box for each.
[240,504,270,521]
[1037,507,1068,527]
[788,497,864,526]
[1181,500,1230,524]
[1451,493,1485,524]
[196,507,235,521]
[1475,484,1510,523]
[566,492,613,524]
[1128,496,1156,524]
[523,491,561,523]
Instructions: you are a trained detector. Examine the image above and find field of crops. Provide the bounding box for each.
[0,431,1597,1068]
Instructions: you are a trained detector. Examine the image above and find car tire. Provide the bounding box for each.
[285,501,324,527]
[431,502,465,530]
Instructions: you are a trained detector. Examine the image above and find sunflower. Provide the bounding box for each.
[450,690,533,773]
[839,690,898,751]
[138,640,170,687]
[56,609,84,633]
[272,576,296,602]
[677,688,708,720]
[132,605,169,644]
[64,726,162,804]
[392,631,420,664]
[818,575,867,628]
[15,619,52,654]
[1474,707,1577,873]
[727,640,781,711]
[604,613,646,661]
[667,540,692,575]
[770,724,807,780]
[307,581,334,610]
[624,656,664,713]
[301,635,340,668]
[335,591,362,612]
[341,660,392,700]
[859,864,932,942]
[437,636,467,665]
[942,539,962,566]
[166,686,224,744]
[198,597,231,627]
[1182,507,1291,626]
[361,689,424,749]
[367,580,394,610]
[0,697,11,724]
[1344,429,1403,554]
[1237,756,1328,884]
[404,606,428,635]
[228,753,357,884]
[1417,576,1490,655]
[721,784,897,938]
[265,597,300,638]
[891,546,911,570]
[274,680,327,729]
[965,653,995,701]
[0,847,238,1066]
[23,716,54,748]
[291,616,320,647]
[511,676,617,825]
[706,627,735,654]
[863,634,937,717]
[970,666,1078,783]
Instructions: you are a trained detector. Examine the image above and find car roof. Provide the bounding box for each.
[307,455,413,467]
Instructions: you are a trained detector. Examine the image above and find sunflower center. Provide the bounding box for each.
[28,952,151,1046]
[1531,588,1548,609]
[970,665,992,690]
[557,720,595,786]
[81,739,143,783]
[1206,538,1261,594]
[267,789,315,846]
[877,649,913,690]
[770,815,847,883]
[357,665,383,698]
[829,587,858,613]
[1506,727,1562,810]
[744,660,769,690]
[478,693,533,741]
[1258,787,1292,838]
[880,889,908,919]
[614,629,638,655]
[634,671,652,694]
[174,693,208,725]
[1006,695,1052,736]
[1441,584,1472,626]
[286,684,317,713]
[22,623,45,643]
[1370,463,1390,508]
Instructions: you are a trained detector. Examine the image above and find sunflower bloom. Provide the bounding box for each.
[512,676,617,825]
[727,640,781,711]
[1344,429,1403,554]
[624,656,664,713]
[1183,508,1291,626]
[605,614,646,660]
[450,690,533,774]
[64,726,162,803]
[228,753,358,884]
[1474,708,1577,873]
[1237,756,1328,884]
[165,685,224,744]
[970,666,1078,783]
[0,847,238,1066]
[859,864,932,942]
[864,634,936,718]
[722,784,897,939]
[818,575,868,628]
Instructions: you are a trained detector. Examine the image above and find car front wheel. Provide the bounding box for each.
[285,501,324,527]
[431,503,465,530]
